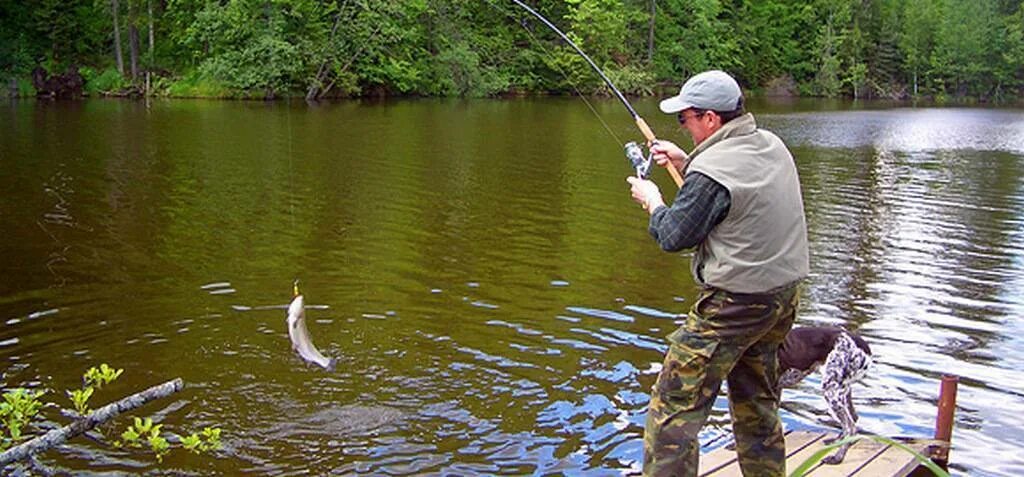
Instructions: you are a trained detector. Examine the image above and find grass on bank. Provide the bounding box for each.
[163,70,232,98]
[4,66,1023,104]
[80,66,130,95]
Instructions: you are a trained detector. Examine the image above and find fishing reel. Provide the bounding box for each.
[624,141,654,179]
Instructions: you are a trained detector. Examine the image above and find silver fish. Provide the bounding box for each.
[286,294,336,370]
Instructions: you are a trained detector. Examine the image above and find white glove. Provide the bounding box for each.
[626,176,665,213]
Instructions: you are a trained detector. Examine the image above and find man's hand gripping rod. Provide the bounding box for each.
[625,135,686,185]
[630,121,684,187]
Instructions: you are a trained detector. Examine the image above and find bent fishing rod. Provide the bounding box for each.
[509,0,684,188]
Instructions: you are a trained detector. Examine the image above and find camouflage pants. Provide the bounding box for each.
[643,284,799,477]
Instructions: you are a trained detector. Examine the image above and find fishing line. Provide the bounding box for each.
[486,0,623,146]
[287,101,295,227]
[496,0,684,187]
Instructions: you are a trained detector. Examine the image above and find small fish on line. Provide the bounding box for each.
[200,282,232,290]
[286,284,336,371]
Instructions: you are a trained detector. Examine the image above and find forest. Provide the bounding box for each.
[2,0,1023,102]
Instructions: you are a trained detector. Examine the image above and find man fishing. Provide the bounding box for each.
[626,70,809,476]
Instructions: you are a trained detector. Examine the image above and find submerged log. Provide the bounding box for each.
[0,378,184,467]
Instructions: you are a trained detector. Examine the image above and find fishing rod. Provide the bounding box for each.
[509,0,684,188]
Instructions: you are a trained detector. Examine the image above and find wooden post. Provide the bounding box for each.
[932,374,958,465]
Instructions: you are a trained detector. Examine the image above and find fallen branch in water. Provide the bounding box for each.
[0,378,184,467]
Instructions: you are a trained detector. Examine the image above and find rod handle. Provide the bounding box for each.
[635,116,683,188]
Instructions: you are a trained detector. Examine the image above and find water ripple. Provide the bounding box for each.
[3,101,1023,476]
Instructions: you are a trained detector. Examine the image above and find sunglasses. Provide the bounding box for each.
[677,110,706,125]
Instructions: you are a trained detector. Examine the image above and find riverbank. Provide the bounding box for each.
[7,75,1022,107]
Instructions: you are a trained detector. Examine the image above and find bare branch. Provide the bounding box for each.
[0,378,184,467]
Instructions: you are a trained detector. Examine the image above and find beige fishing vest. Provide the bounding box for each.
[685,113,809,294]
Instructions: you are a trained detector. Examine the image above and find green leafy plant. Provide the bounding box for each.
[179,433,202,453]
[116,417,170,462]
[67,363,123,416]
[84,364,123,390]
[67,386,94,416]
[180,427,222,454]
[118,418,222,462]
[118,422,140,445]
[165,70,231,98]
[0,388,46,449]
[148,432,170,462]
[789,434,951,477]
[79,67,130,95]
[4,364,222,465]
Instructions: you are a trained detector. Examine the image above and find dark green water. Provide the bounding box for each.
[2,98,1023,475]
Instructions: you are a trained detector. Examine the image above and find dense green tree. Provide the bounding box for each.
[544,0,645,93]
[1001,3,1024,98]
[110,0,125,75]
[303,1,410,99]
[810,0,851,97]
[2,0,1022,101]
[652,0,737,81]
[724,0,815,88]
[0,0,42,80]
[182,0,319,97]
[863,0,904,98]
[930,0,1003,99]
[418,0,515,96]
[899,0,938,96]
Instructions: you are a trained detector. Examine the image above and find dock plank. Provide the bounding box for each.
[699,431,826,476]
[698,431,937,477]
[802,438,891,476]
[851,440,937,477]
[785,432,843,475]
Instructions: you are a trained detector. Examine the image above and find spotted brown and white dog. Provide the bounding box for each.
[778,326,873,464]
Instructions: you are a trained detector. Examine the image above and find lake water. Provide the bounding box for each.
[2,97,1023,475]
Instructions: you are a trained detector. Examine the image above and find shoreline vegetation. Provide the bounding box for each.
[2,1,1023,104]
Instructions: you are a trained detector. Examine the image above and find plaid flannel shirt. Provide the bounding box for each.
[648,172,731,251]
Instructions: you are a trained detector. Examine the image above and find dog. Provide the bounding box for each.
[777,326,873,464]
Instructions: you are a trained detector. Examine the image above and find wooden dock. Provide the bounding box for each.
[699,430,943,477]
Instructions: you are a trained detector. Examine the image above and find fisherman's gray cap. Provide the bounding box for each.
[659,70,742,113]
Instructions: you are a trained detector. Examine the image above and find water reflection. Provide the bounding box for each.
[770,108,1024,153]
[1,100,1023,475]
[766,109,1024,475]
